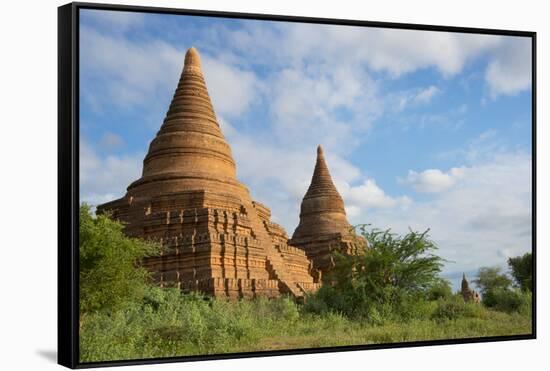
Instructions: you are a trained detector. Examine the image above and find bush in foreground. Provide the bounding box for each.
[80,287,302,362]
[304,227,445,321]
[482,288,532,315]
[80,289,532,362]
[431,295,488,322]
[79,205,160,315]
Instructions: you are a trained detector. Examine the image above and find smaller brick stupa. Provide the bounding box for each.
[290,146,364,279]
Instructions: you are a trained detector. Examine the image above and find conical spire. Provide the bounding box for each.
[304,146,343,199]
[127,47,239,197]
[461,273,470,291]
[159,46,226,140]
[291,145,351,239]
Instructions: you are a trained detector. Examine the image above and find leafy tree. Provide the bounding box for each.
[79,204,160,314]
[482,287,532,314]
[426,278,453,301]
[507,252,533,292]
[310,227,445,319]
[473,267,512,297]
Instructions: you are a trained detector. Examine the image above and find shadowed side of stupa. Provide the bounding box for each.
[98,47,319,299]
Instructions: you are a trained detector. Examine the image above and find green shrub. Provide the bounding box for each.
[79,204,160,314]
[267,295,301,322]
[426,279,453,301]
[431,296,488,322]
[508,253,533,292]
[302,293,330,315]
[305,227,445,320]
[80,290,532,362]
[396,297,438,321]
[483,288,532,315]
[80,290,308,362]
[473,266,512,297]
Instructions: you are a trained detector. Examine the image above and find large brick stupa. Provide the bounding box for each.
[97,47,320,299]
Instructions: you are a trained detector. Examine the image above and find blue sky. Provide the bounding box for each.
[79,9,532,289]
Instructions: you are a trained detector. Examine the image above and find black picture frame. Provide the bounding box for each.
[58,2,537,368]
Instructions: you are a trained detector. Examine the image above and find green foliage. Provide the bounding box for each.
[79,204,160,314]
[80,290,532,362]
[473,266,512,297]
[80,289,303,362]
[426,278,453,301]
[482,288,532,315]
[306,227,445,320]
[507,252,533,291]
[431,295,488,322]
[389,295,438,322]
[473,264,532,314]
[78,212,533,362]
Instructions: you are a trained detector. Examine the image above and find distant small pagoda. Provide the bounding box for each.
[98,47,362,299]
[461,273,481,303]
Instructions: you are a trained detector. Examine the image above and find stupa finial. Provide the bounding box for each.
[184,47,202,70]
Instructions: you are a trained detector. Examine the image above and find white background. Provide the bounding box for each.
[0,0,546,369]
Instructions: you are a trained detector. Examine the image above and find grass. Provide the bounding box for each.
[79,288,532,363]
[239,314,531,351]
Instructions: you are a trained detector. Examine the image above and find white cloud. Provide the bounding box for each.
[356,149,532,276]
[402,167,465,193]
[485,37,532,98]
[224,23,502,78]
[413,85,441,104]
[99,132,124,150]
[438,129,509,163]
[268,64,379,153]
[83,9,145,32]
[392,85,442,111]
[391,103,469,131]
[357,30,500,77]
[81,15,530,137]
[80,26,182,109]
[339,179,412,209]
[80,26,262,119]
[202,57,263,117]
[223,23,531,103]
[80,141,143,206]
